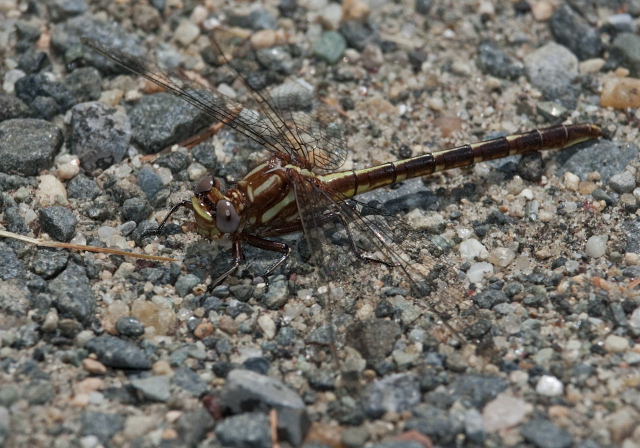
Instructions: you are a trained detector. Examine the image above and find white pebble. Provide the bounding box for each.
[585,235,608,258]
[36,174,67,205]
[187,162,207,181]
[603,334,629,353]
[564,171,580,191]
[535,375,564,397]
[466,262,494,283]
[174,19,200,46]
[629,308,640,335]
[487,247,516,267]
[482,393,527,433]
[459,239,488,260]
[258,314,276,339]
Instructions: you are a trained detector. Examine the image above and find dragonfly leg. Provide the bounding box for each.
[243,234,291,286]
[142,200,193,238]
[207,238,244,292]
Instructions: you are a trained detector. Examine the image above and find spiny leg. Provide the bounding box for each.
[244,234,291,285]
[207,238,244,292]
[141,200,193,238]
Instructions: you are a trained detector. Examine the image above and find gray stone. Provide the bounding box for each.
[609,33,640,78]
[521,419,573,448]
[39,206,77,242]
[0,119,62,176]
[313,31,347,65]
[215,412,271,448]
[556,141,639,182]
[131,375,171,402]
[121,197,152,224]
[173,367,207,397]
[222,368,304,413]
[550,4,603,60]
[84,334,152,369]
[80,411,125,447]
[366,374,421,418]
[69,101,130,172]
[0,94,30,121]
[346,319,401,364]
[31,248,69,279]
[49,263,95,323]
[67,174,103,200]
[609,171,636,194]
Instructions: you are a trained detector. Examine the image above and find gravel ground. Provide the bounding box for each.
[1,0,640,447]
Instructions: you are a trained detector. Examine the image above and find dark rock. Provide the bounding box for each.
[80,411,125,447]
[415,0,432,14]
[242,357,270,375]
[0,119,62,176]
[15,74,76,115]
[366,374,421,418]
[49,263,95,323]
[85,334,152,369]
[67,174,102,200]
[0,94,31,122]
[221,368,305,413]
[130,375,171,401]
[51,16,145,75]
[277,407,311,446]
[346,319,401,364]
[31,248,69,279]
[173,367,207,397]
[156,151,188,174]
[215,412,271,448]
[69,101,131,172]
[517,152,544,182]
[63,67,102,103]
[405,406,461,445]
[175,274,201,297]
[608,33,640,78]
[306,369,336,391]
[471,289,508,309]
[121,197,152,224]
[46,0,88,22]
[0,243,23,281]
[191,141,217,169]
[129,92,212,154]
[550,4,603,60]
[39,206,77,242]
[262,276,289,309]
[17,49,51,74]
[115,316,145,338]
[447,374,507,407]
[338,21,379,52]
[476,40,522,79]
[137,166,164,201]
[555,141,639,182]
[520,419,573,448]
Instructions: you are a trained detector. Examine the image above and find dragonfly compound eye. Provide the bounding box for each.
[216,200,240,233]
[194,176,215,195]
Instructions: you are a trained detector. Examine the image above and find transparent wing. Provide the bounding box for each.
[209,29,349,172]
[289,170,492,362]
[81,38,300,162]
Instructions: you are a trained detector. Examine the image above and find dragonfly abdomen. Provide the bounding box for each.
[323,123,601,198]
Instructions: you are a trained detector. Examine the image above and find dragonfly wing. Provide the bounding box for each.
[290,170,490,355]
[210,29,349,172]
[81,38,295,161]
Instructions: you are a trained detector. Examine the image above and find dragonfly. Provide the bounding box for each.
[81,33,601,348]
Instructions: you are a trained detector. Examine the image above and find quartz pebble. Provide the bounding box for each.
[459,239,489,260]
[482,393,527,432]
[535,375,564,397]
[585,235,607,258]
[601,77,640,109]
[603,334,629,353]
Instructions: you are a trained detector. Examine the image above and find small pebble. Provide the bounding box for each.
[174,19,200,46]
[535,375,564,397]
[459,239,489,260]
[531,0,553,21]
[82,358,107,375]
[608,171,636,194]
[603,334,629,353]
[482,393,527,432]
[466,262,494,283]
[193,322,213,339]
[601,77,640,109]
[563,172,580,191]
[585,235,607,258]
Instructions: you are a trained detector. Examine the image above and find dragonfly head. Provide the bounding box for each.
[191,176,241,237]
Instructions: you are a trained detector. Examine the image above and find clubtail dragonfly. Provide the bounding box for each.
[82,33,601,346]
